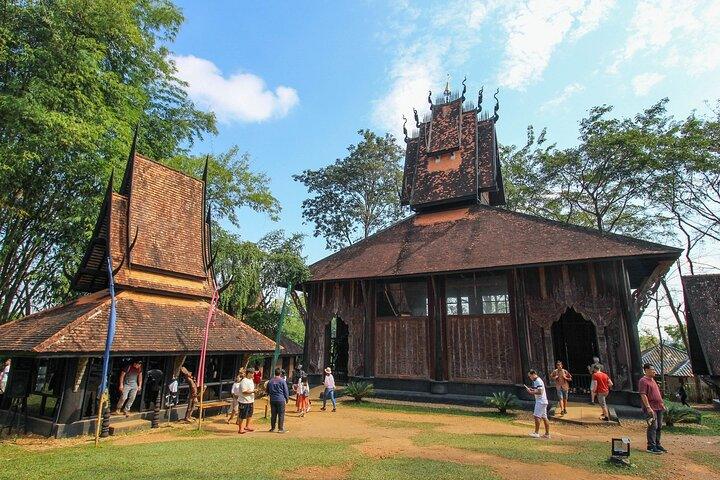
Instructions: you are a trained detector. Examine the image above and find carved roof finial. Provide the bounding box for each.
[443,74,451,102]
[402,115,408,141]
[492,88,500,123]
[413,108,420,128]
[427,90,433,108]
[477,86,484,114]
[460,76,467,102]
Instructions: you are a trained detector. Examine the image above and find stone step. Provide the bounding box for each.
[108,418,152,436]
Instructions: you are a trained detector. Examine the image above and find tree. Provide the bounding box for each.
[639,328,659,352]
[0,0,216,322]
[293,129,405,250]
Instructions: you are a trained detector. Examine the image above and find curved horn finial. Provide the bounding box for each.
[113,226,139,275]
[128,123,139,164]
[460,76,467,102]
[402,115,408,141]
[413,108,420,128]
[218,275,234,294]
[427,90,433,107]
[492,88,500,122]
[477,86,484,113]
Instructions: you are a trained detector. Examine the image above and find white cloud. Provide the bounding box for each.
[173,55,299,123]
[609,0,720,75]
[631,73,664,96]
[540,82,585,111]
[499,0,616,90]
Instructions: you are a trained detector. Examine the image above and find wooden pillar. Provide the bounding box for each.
[361,280,374,379]
[430,275,446,382]
[619,260,642,389]
[55,358,84,428]
[512,269,531,381]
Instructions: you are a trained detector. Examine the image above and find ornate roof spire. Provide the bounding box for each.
[402,115,408,141]
[492,88,500,123]
[427,90,433,108]
[443,74,451,102]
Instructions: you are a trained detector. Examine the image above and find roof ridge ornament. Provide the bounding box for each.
[402,115,408,142]
[460,76,467,102]
[427,90,433,108]
[443,74,451,103]
[413,108,420,128]
[477,86,484,113]
[492,88,500,123]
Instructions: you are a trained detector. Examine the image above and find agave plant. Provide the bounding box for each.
[344,381,375,402]
[664,401,701,426]
[485,391,518,414]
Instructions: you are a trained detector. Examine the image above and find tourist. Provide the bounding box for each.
[267,367,289,433]
[298,376,310,417]
[0,358,10,396]
[252,363,263,385]
[587,356,603,404]
[237,368,256,434]
[114,359,143,416]
[550,360,572,415]
[227,373,242,424]
[676,380,690,407]
[592,365,613,421]
[525,370,550,439]
[321,367,336,412]
[639,363,666,454]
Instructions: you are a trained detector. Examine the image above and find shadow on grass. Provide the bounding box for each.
[345,400,519,423]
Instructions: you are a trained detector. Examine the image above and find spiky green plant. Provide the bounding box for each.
[344,381,375,402]
[664,401,701,426]
[485,391,518,414]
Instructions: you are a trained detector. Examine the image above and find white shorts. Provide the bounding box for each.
[534,402,549,418]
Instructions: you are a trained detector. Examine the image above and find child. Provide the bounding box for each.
[298,377,310,417]
[227,373,243,424]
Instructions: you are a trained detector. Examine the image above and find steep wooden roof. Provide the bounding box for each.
[0,290,276,355]
[308,204,682,282]
[682,274,720,377]
[73,154,213,298]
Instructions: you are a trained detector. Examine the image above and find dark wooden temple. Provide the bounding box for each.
[682,274,720,398]
[0,152,276,437]
[301,81,682,403]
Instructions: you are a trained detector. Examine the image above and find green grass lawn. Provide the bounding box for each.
[413,430,662,477]
[350,458,500,480]
[687,450,720,473]
[345,400,519,422]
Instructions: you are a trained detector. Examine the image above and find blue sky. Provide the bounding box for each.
[170,0,720,272]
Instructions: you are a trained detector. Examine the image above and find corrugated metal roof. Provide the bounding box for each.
[641,344,692,377]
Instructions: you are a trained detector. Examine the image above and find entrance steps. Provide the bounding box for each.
[549,402,620,426]
[108,416,152,436]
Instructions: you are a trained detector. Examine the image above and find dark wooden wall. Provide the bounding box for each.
[374,317,429,378]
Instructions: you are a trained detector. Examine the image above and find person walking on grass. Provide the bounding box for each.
[550,360,572,415]
[267,368,289,433]
[321,367,336,412]
[592,365,613,421]
[227,373,243,424]
[237,368,256,434]
[525,370,550,439]
[639,363,667,454]
[114,359,143,416]
[298,376,311,417]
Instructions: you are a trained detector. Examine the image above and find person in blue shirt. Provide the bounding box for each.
[267,367,289,433]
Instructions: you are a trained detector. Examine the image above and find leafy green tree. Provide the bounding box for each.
[639,328,659,352]
[293,129,405,250]
[0,0,215,322]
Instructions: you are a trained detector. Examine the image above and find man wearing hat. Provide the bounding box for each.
[321,367,336,412]
[638,363,666,454]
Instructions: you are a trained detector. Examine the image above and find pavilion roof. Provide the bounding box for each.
[682,274,720,377]
[308,204,682,283]
[0,290,276,355]
[641,344,692,377]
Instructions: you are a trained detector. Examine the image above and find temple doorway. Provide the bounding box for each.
[324,317,349,384]
[551,308,599,393]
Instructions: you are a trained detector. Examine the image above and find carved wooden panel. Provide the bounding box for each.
[374,317,429,378]
[446,314,516,383]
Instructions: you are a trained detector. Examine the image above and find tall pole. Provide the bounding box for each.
[95,257,117,446]
[197,289,219,430]
[271,283,293,374]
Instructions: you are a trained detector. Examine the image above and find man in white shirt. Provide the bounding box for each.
[525,369,550,439]
[236,368,256,434]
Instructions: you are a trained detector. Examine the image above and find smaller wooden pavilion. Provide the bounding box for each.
[0,151,276,437]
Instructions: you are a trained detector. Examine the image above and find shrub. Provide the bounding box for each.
[344,381,374,402]
[485,391,518,414]
[664,401,701,426]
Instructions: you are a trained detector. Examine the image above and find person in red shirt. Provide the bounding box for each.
[591,365,613,421]
[639,363,666,454]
